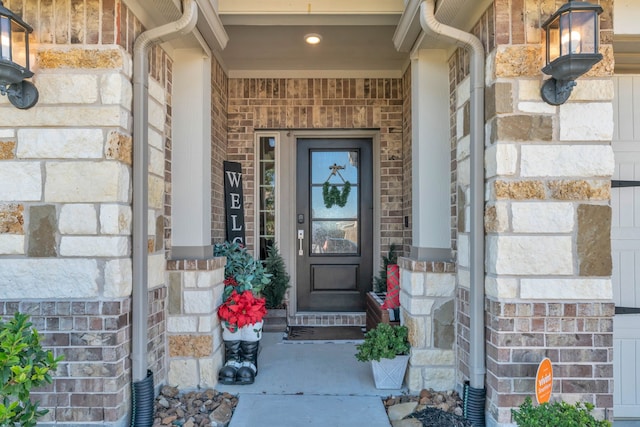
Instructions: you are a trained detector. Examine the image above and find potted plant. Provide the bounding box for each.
[355,323,410,389]
[1,312,63,427]
[214,241,271,385]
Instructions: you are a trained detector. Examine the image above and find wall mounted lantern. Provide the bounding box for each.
[541,0,603,105]
[0,0,38,109]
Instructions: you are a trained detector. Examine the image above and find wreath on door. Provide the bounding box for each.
[322,163,351,208]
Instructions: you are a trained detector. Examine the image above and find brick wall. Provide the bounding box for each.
[211,58,228,243]
[227,78,404,254]
[402,66,412,256]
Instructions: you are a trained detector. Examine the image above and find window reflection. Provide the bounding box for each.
[311,220,358,254]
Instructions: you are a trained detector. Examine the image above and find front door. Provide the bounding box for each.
[612,75,640,419]
[296,138,373,312]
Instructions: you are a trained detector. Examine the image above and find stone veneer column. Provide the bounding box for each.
[399,257,456,393]
[166,258,226,389]
[452,2,616,424]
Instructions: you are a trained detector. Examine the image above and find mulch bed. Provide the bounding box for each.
[408,407,474,427]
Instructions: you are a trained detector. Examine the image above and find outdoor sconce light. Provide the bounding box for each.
[0,0,38,109]
[541,0,603,105]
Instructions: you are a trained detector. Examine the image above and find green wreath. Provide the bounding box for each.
[322,181,351,208]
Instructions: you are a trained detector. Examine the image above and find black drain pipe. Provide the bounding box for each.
[131,1,197,426]
[419,1,486,426]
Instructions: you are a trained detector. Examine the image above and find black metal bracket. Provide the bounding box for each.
[615,306,640,315]
[612,180,640,188]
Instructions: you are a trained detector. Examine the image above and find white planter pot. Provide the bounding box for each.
[371,355,409,389]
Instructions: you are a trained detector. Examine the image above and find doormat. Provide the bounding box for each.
[285,326,365,342]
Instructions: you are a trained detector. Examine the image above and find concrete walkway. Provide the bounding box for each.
[217,332,403,427]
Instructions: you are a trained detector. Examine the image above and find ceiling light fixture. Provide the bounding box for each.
[304,33,322,45]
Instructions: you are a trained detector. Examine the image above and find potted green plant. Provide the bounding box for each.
[355,323,410,389]
[262,243,290,332]
[1,312,63,427]
[512,397,611,427]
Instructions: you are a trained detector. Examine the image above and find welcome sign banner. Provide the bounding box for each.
[223,161,245,245]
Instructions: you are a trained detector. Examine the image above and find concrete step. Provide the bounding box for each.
[263,316,287,332]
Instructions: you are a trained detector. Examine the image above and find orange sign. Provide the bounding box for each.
[535,357,553,404]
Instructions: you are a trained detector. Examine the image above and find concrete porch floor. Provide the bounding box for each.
[217,331,402,427]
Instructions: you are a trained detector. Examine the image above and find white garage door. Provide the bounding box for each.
[612,75,640,419]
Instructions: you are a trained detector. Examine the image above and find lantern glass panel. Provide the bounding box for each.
[571,10,598,55]
[10,20,27,69]
[0,16,10,61]
[547,15,560,63]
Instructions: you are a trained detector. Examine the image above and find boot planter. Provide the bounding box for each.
[218,321,263,385]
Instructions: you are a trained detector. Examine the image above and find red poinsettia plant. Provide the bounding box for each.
[217,289,267,332]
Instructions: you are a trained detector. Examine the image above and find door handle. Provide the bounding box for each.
[298,229,304,256]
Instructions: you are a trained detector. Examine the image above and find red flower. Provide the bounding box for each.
[224,276,238,287]
[218,290,266,332]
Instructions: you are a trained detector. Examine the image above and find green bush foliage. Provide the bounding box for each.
[511,397,611,427]
[1,312,63,427]
[355,323,409,362]
[262,243,290,309]
[214,241,271,298]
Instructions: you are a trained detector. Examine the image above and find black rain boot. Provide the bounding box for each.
[236,340,259,384]
[218,340,242,385]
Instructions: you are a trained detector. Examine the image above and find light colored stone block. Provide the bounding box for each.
[0,162,41,201]
[2,105,123,127]
[199,316,213,333]
[457,268,470,289]
[487,235,573,275]
[456,76,470,107]
[148,78,165,105]
[148,174,165,210]
[0,259,98,298]
[148,128,163,151]
[0,234,24,254]
[521,145,614,177]
[0,129,14,137]
[37,74,98,104]
[17,128,103,159]
[407,365,424,393]
[184,290,214,314]
[485,276,518,299]
[45,162,129,202]
[399,293,434,316]
[425,273,455,297]
[401,270,424,296]
[521,278,612,300]
[410,349,455,366]
[168,359,198,388]
[457,233,469,268]
[457,135,470,161]
[104,259,132,297]
[518,79,543,101]
[150,146,164,176]
[183,272,197,288]
[59,204,98,234]
[100,204,132,234]
[60,236,129,256]
[485,143,518,178]
[148,253,166,288]
[571,80,614,101]
[200,352,224,388]
[456,107,465,141]
[485,202,509,233]
[511,202,574,233]
[100,73,132,106]
[422,367,455,392]
[196,271,217,288]
[457,156,470,187]
[168,317,198,333]
[149,98,166,133]
[517,101,556,114]
[559,103,614,141]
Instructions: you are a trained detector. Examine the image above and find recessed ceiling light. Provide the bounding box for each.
[304,33,322,45]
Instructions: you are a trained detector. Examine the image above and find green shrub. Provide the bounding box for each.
[512,396,611,427]
[262,243,290,309]
[355,323,409,362]
[1,312,63,427]
[214,241,271,298]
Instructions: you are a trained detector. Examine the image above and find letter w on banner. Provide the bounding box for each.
[223,161,245,245]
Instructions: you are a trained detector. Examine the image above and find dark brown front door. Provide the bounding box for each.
[296,138,373,312]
